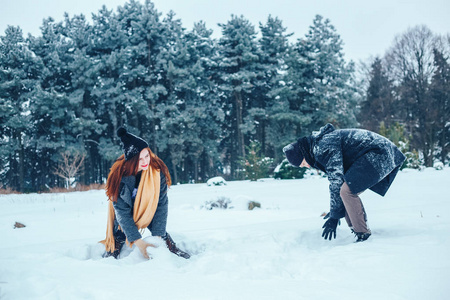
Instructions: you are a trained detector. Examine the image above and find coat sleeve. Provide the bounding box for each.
[148,171,169,236]
[112,182,142,243]
[315,136,346,219]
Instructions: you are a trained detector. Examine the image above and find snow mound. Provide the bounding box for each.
[206,176,227,186]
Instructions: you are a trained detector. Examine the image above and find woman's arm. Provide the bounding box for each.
[113,182,142,243]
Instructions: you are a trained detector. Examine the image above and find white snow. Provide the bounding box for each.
[1,168,449,300]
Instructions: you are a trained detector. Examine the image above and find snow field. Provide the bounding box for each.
[0,168,449,299]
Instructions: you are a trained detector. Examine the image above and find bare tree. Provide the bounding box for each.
[53,151,86,189]
[385,25,439,166]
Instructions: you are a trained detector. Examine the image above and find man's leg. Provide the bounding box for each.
[340,182,370,234]
[344,210,353,229]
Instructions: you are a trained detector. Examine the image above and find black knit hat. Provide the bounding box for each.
[117,127,149,161]
[283,141,304,167]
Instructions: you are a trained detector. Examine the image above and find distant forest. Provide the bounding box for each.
[1,0,449,192]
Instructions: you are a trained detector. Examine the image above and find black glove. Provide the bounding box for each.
[322,217,339,240]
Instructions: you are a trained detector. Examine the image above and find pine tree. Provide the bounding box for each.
[258,16,294,161]
[23,12,108,189]
[266,36,310,162]
[90,5,130,178]
[61,13,107,185]
[151,10,189,184]
[182,22,224,182]
[430,49,450,164]
[0,26,42,191]
[115,0,168,150]
[359,57,396,131]
[27,17,71,189]
[290,15,358,133]
[216,15,264,179]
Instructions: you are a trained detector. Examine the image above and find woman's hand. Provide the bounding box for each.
[134,239,157,259]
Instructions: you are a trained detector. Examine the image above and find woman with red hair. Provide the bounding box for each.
[100,127,190,259]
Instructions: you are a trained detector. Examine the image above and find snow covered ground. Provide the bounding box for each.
[1,168,449,300]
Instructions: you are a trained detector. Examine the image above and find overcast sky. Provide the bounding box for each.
[1,0,449,63]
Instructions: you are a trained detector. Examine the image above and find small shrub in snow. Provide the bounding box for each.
[202,197,232,210]
[303,168,325,178]
[434,162,444,170]
[241,141,274,181]
[206,176,227,186]
[403,150,422,170]
[274,159,306,179]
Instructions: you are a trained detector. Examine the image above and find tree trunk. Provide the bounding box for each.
[193,156,199,183]
[17,131,25,192]
[233,90,245,179]
[170,156,178,185]
[441,130,449,164]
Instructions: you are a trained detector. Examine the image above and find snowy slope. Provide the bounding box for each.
[0,168,449,300]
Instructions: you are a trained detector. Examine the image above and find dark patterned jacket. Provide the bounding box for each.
[112,171,169,242]
[305,124,406,219]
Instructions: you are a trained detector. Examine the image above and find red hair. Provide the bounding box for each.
[105,147,172,202]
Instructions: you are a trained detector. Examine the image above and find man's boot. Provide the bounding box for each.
[355,231,371,242]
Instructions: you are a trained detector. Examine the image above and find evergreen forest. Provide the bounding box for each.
[1,0,449,192]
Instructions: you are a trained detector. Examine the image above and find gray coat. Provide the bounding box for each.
[112,171,169,242]
[308,124,406,219]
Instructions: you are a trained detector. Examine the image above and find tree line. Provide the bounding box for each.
[0,0,448,192]
[360,26,450,167]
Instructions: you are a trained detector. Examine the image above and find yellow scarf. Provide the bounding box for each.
[100,167,161,252]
